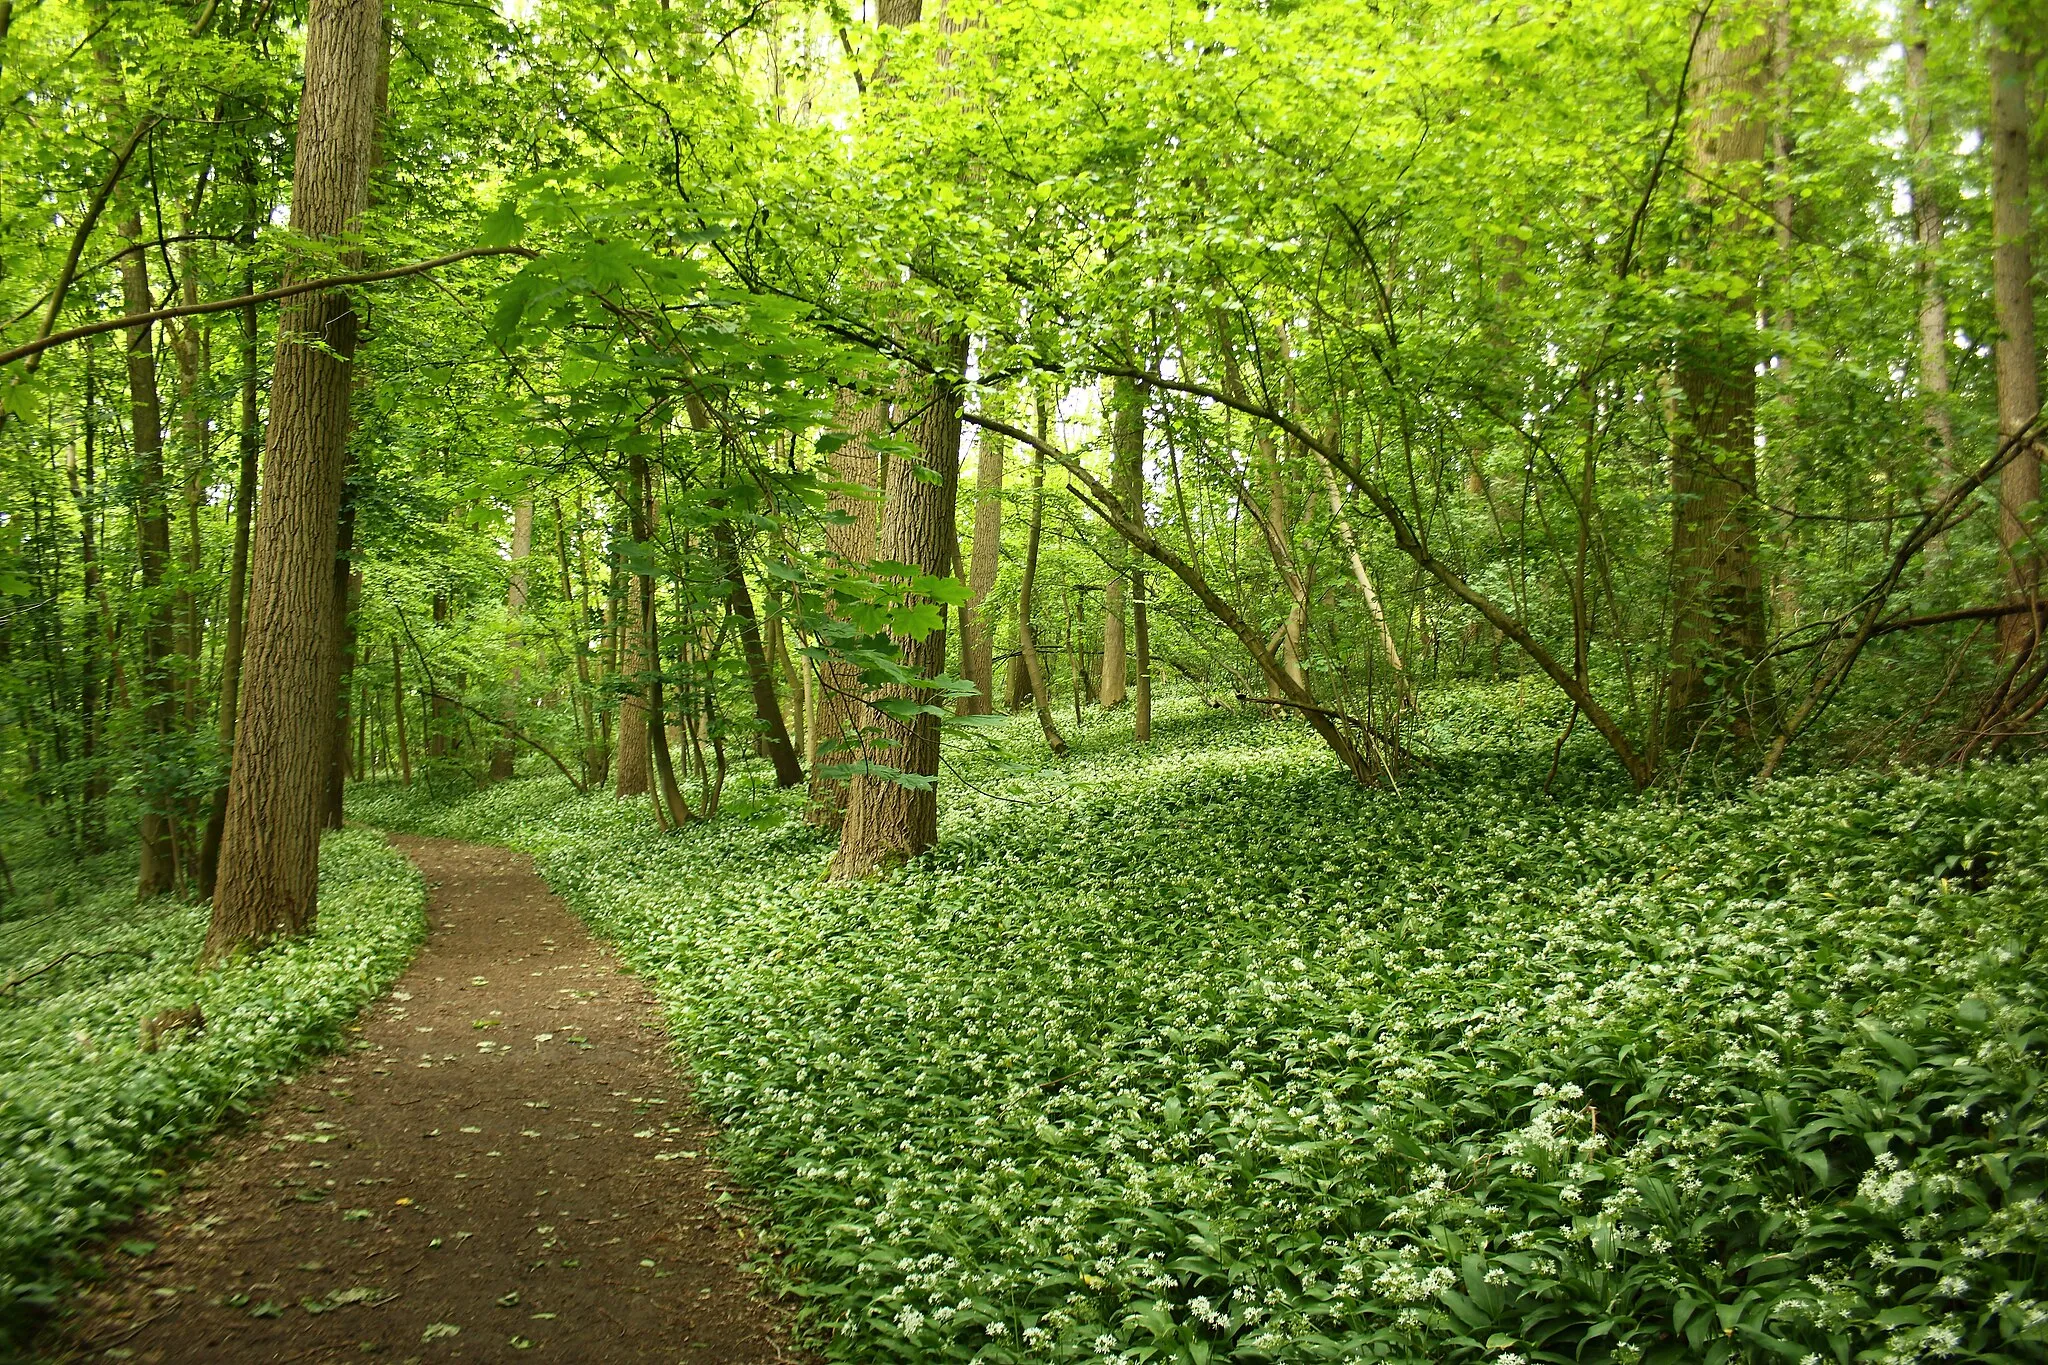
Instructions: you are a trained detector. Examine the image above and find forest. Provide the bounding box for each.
[1,0,2046,1360]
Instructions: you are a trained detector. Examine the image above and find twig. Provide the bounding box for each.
[2,947,150,996]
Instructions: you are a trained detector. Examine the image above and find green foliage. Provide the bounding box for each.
[355,702,2048,1364]
[0,832,427,1335]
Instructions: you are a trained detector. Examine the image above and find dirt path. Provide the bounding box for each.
[48,835,804,1365]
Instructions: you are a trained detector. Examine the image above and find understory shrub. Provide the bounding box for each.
[356,700,2048,1364]
[0,829,426,1335]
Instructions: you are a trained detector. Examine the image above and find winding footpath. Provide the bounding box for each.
[50,835,803,1365]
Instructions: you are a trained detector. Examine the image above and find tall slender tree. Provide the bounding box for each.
[1988,23,2041,654]
[958,415,1005,716]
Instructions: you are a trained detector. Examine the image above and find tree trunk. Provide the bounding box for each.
[1018,385,1068,756]
[1132,565,1151,742]
[555,496,604,787]
[1990,33,2042,655]
[769,600,805,757]
[114,223,180,897]
[322,506,358,829]
[633,455,692,828]
[391,638,411,785]
[1100,375,1145,708]
[1661,3,1774,756]
[612,539,651,798]
[1321,458,1406,680]
[714,517,804,787]
[198,280,261,896]
[1111,374,1150,731]
[833,333,969,877]
[489,500,534,782]
[807,388,886,827]
[65,350,107,851]
[205,0,384,961]
[1903,1,1956,480]
[958,412,1005,715]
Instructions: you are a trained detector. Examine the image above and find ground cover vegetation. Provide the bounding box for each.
[353,702,2048,1364]
[0,829,424,1330]
[2,0,2046,1357]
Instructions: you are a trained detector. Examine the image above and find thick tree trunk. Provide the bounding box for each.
[807,388,886,828]
[958,415,1005,715]
[1661,4,1774,756]
[489,500,534,782]
[1989,35,2042,655]
[198,284,261,896]
[833,334,969,877]
[205,0,384,961]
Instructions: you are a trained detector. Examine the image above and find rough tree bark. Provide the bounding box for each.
[319,21,386,829]
[204,0,384,961]
[833,333,969,877]
[1661,2,1774,756]
[806,388,886,827]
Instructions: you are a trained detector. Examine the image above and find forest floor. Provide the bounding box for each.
[41,836,804,1365]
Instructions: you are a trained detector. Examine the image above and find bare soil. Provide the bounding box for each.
[43,834,807,1365]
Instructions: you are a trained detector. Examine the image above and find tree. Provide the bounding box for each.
[958,413,1005,717]
[1988,22,2041,654]
[1662,1,1776,754]
[205,0,387,961]
[832,333,969,877]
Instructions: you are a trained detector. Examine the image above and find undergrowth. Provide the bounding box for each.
[0,829,426,1339]
[354,696,2048,1365]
